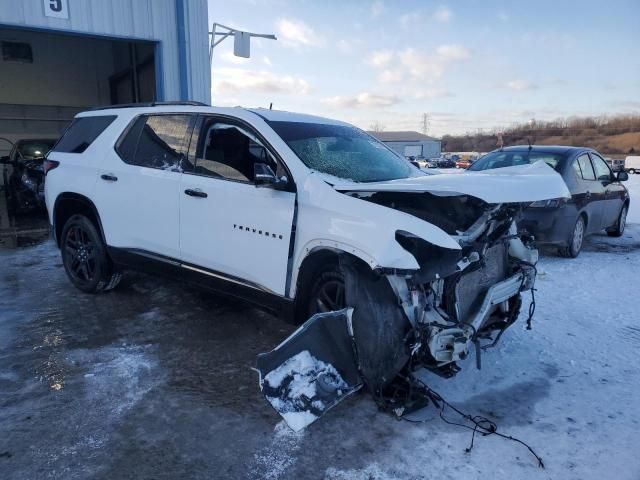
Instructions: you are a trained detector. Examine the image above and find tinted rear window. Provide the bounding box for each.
[53,116,116,154]
[469,151,565,172]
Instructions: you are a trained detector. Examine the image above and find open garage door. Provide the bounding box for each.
[0,26,158,153]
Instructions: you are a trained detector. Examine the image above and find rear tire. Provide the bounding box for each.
[629,168,636,174]
[607,204,627,237]
[559,215,585,258]
[61,214,121,293]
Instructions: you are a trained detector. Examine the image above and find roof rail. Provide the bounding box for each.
[89,101,208,111]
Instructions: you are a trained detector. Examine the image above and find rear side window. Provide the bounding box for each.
[576,154,596,180]
[116,114,194,171]
[53,116,116,153]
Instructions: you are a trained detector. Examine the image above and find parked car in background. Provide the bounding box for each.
[434,157,456,168]
[469,146,630,257]
[605,157,625,172]
[0,138,56,213]
[625,155,640,174]
[455,157,475,169]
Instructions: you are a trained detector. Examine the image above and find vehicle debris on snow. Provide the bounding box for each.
[258,162,569,431]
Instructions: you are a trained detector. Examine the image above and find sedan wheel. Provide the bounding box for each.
[607,205,627,237]
[560,215,585,258]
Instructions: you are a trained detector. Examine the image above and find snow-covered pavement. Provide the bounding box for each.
[0,175,638,479]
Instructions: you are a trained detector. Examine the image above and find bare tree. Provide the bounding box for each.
[369,121,386,133]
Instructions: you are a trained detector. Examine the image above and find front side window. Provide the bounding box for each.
[53,116,116,154]
[576,154,596,180]
[590,153,612,181]
[192,119,281,183]
[469,151,563,171]
[117,115,194,171]
[267,121,414,182]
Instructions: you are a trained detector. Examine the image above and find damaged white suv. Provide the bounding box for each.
[45,103,568,426]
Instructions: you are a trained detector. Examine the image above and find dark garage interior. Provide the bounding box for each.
[0,26,158,238]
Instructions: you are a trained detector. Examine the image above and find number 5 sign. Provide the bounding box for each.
[43,0,69,19]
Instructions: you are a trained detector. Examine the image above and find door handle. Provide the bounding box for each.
[100,174,118,182]
[585,191,591,200]
[184,188,207,198]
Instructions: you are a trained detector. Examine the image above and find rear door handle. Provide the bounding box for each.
[184,188,207,198]
[100,174,118,182]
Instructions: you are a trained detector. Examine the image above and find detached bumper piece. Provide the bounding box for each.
[256,309,362,432]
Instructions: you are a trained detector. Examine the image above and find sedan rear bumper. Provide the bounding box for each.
[519,206,576,245]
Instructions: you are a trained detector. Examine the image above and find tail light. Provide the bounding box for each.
[43,159,60,175]
[529,198,565,208]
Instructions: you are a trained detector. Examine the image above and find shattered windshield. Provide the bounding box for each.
[267,121,416,182]
[469,151,565,172]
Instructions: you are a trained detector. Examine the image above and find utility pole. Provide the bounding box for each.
[421,113,430,136]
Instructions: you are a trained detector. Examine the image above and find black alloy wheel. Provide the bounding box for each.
[61,214,120,293]
[307,269,346,317]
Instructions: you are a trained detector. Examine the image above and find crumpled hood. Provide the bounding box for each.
[332,161,570,204]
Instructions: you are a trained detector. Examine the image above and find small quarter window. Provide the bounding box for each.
[53,116,116,154]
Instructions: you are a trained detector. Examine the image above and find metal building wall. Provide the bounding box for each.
[0,0,211,104]
[385,141,442,158]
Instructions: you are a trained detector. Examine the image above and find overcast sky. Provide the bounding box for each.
[207,0,640,136]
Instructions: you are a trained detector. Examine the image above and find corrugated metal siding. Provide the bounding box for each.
[385,140,442,158]
[183,0,211,104]
[0,0,210,104]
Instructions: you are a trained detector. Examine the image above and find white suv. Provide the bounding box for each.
[44,102,568,391]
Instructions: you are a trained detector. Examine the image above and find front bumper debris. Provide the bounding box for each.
[256,309,362,432]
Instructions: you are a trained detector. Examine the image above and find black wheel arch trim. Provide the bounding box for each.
[53,192,106,248]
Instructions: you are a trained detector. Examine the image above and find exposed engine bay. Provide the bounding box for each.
[257,191,539,431]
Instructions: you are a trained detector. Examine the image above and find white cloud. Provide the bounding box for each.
[367,49,395,67]
[213,68,310,96]
[368,44,470,83]
[435,44,470,61]
[399,11,422,28]
[262,56,273,67]
[378,69,403,84]
[336,38,362,55]
[371,1,384,18]
[398,45,469,78]
[505,79,538,91]
[498,10,509,22]
[434,6,452,23]
[275,18,323,48]
[323,92,400,109]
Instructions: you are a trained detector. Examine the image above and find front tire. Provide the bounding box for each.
[559,215,585,258]
[61,214,120,293]
[306,266,345,318]
[607,204,627,237]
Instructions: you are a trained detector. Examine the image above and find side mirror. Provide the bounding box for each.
[254,163,288,189]
[616,170,629,182]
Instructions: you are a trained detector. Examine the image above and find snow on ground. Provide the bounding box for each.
[321,173,640,480]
